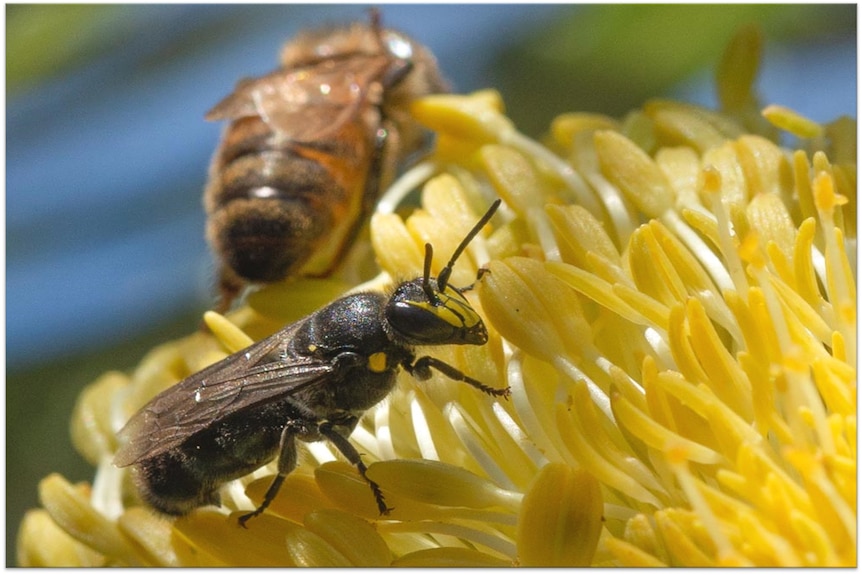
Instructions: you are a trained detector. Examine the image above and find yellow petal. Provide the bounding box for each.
[314,461,386,520]
[733,135,792,197]
[70,371,129,465]
[646,101,731,153]
[655,146,703,209]
[516,463,603,566]
[115,508,185,567]
[546,203,622,273]
[244,472,331,524]
[478,257,590,363]
[603,534,667,567]
[547,261,651,328]
[550,112,619,149]
[366,459,521,510]
[17,509,105,567]
[594,130,674,217]
[173,509,301,567]
[202,310,253,353]
[285,527,352,567]
[38,474,138,565]
[370,212,424,280]
[684,298,753,419]
[479,144,547,213]
[392,546,511,567]
[303,508,393,566]
[410,90,511,143]
[655,509,715,566]
[762,104,824,139]
[246,277,351,323]
[611,392,723,465]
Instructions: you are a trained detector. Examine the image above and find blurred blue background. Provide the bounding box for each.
[7,4,572,371]
[6,4,855,565]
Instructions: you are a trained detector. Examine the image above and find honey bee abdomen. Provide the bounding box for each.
[206,131,350,283]
[209,146,340,211]
[204,111,375,309]
[208,197,331,283]
[210,115,273,169]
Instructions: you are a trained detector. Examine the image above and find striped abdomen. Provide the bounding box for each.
[205,113,378,306]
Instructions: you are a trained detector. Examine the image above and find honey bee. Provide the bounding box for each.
[204,11,448,311]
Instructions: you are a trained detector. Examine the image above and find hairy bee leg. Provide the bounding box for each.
[214,266,245,315]
[381,59,414,92]
[318,421,392,516]
[334,62,413,275]
[365,58,412,206]
[238,424,300,527]
[238,474,286,528]
[408,356,511,399]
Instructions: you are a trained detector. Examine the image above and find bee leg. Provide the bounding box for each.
[318,420,392,516]
[407,356,511,399]
[381,59,414,91]
[457,267,491,293]
[214,266,245,315]
[237,422,302,528]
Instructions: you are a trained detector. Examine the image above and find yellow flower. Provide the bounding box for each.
[18,27,855,566]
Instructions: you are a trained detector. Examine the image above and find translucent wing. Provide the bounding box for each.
[114,322,334,466]
[206,53,391,142]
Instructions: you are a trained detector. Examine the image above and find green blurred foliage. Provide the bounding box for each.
[493,4,856,135]
[7,5,129,93]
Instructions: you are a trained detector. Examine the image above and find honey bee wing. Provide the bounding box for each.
[206,54,391,142]
[114,325,335,466]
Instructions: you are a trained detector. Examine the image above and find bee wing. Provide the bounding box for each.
[114,324,335,467]
[206,54,391,142]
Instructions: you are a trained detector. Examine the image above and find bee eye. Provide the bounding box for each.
[385,281,487,346]
[386,301,459,343]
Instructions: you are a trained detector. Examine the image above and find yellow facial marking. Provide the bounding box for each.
[411,287,483,329]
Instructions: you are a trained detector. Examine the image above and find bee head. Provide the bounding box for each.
[386,274,487,346]
[384,199,501,346]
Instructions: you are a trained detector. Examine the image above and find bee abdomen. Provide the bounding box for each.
[132,451,221,516]
[206,136,346,283]
[211,150,338,206]
[131,415,286,516]
[207,197,331,283]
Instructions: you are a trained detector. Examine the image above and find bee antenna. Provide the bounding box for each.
[437,199,502,293]
[422,243,439,304]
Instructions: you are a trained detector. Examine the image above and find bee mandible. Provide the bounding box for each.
[114,200,508,527]
[204,11,448,311]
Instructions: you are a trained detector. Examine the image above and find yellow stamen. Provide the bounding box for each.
[516,464,603,566]
[762,105,824,139]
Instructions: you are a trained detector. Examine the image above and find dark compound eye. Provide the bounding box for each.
[386,300,460,343]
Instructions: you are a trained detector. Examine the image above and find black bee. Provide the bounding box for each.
[204,11,448,312]
[114,200,507,527]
